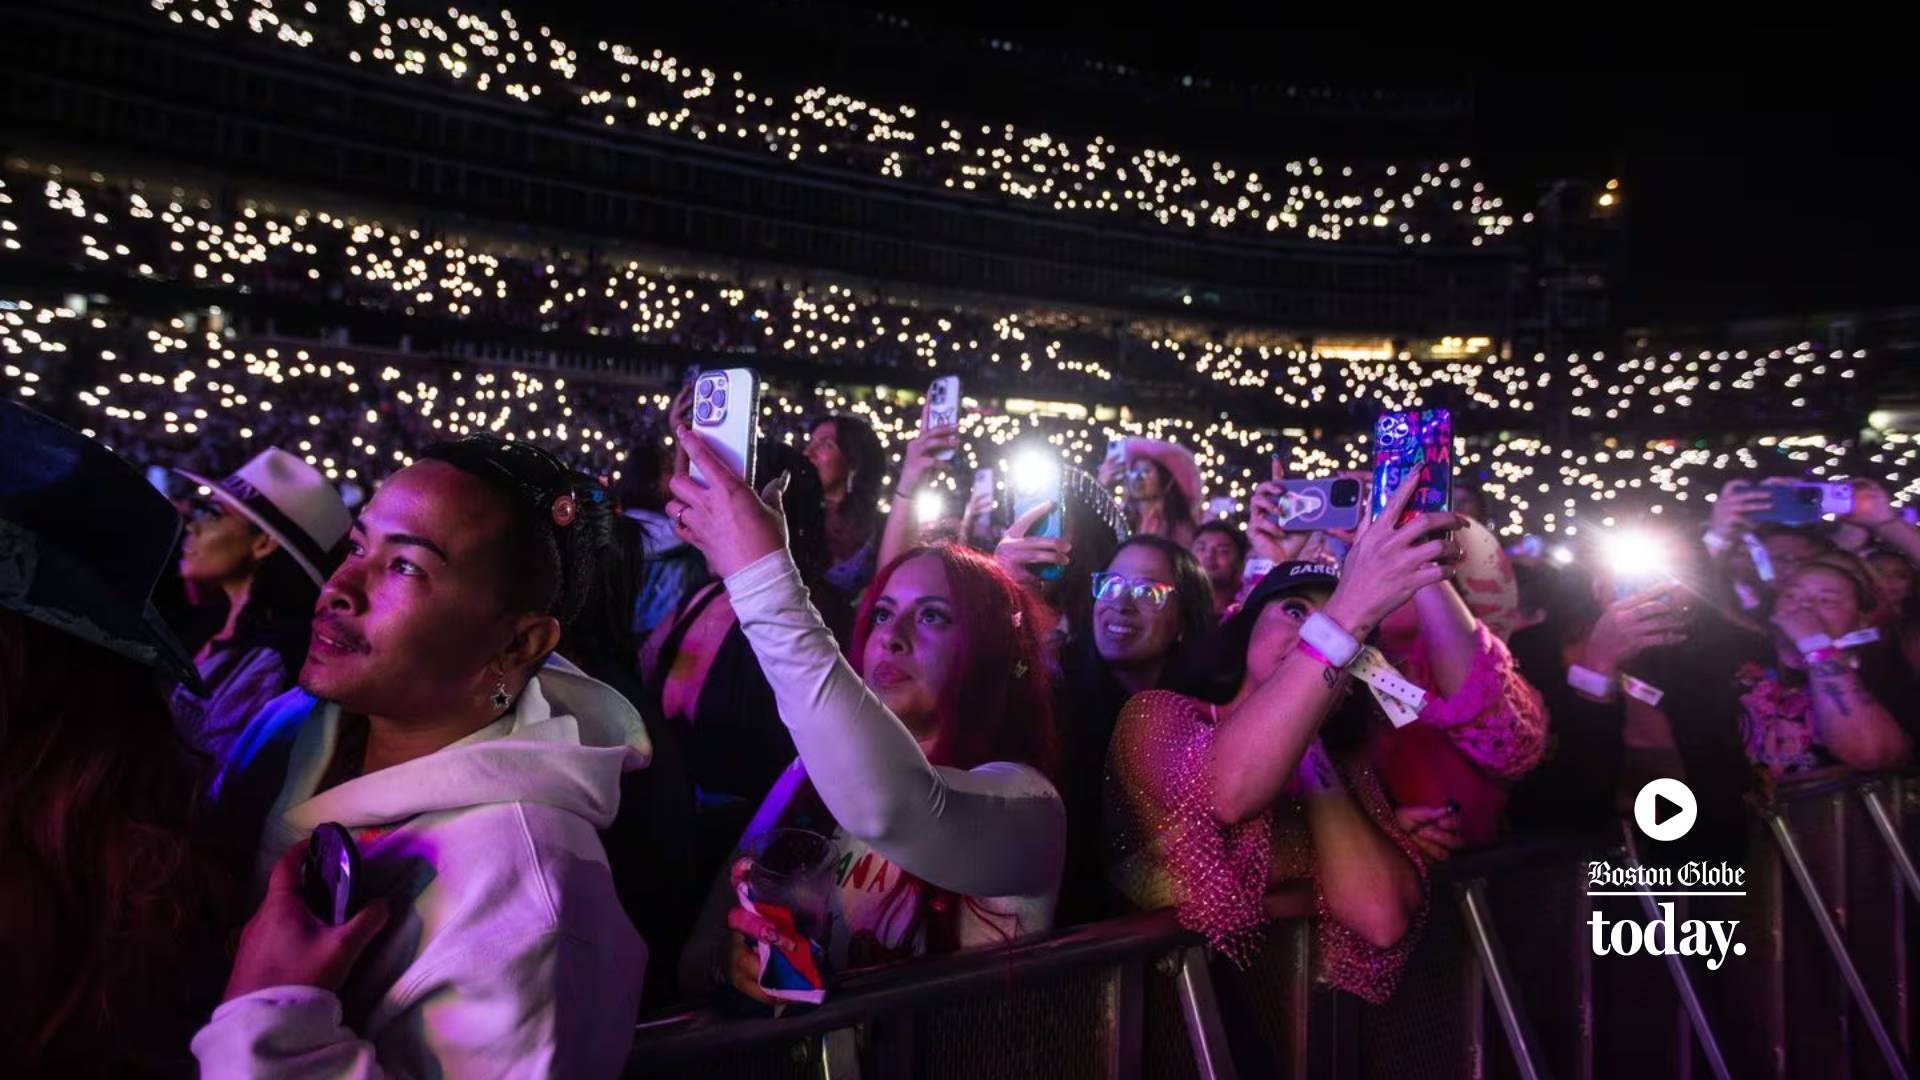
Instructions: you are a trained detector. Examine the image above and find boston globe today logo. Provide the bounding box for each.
[1587,778,1749,971]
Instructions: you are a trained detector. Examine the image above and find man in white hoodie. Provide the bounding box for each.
[195,438,652,1078]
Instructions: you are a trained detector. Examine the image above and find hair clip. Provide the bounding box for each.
[551,493,578,527]
[1012,659,1030,679]
[1011,610,1024,629]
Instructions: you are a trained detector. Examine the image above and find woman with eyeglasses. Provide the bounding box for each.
[1106,477,1452,1004]
[1052,536,1216,922]
[171,449,350,763]
[662,428,1063,1001]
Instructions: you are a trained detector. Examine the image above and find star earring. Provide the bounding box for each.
[490,677,512,714]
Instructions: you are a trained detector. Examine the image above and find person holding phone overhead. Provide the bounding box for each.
[640,441,846,915]
[1101,437,1201,547]
[874,382,964,573]
[195,436,652,1078]
[1106,475,1449,1003]
[805,414,889,596]
[663,425,1065,998]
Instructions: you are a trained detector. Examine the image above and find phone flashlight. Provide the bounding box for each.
[1602,528,1673,599]
[1010,449,1060,498]
[915,488,947,525]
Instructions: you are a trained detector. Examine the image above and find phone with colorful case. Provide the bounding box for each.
[1369,409,1453,526]
[924,376,960,461]
[689,368,760,487]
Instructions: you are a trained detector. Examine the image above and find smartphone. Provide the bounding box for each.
[1747,481,1854,525]
[300,822,362,927]
[1369,409,1453,526]
[689,368,760,487]
[924,376,960,462]
[1009,449,1065,582]
[1205,495,1237,521]
[1273,477,1364,531]
[1104,437,1128,475]
[971,467,996,504]
[1241,556,1276,592]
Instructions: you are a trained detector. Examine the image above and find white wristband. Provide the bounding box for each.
[1567,664,1616,701]
[1794,633,1835,657]
[1621,674,1666,707]
[1300,611,1362,668]
[1702,529,1733,557]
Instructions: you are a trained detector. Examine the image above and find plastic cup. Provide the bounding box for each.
[744,827,837,942]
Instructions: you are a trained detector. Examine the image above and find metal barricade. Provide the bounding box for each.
[626,773,1920,1079]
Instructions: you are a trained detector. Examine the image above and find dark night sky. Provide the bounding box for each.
[544,4,1918,325]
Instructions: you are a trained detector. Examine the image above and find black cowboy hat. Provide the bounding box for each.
[0,401,203,690]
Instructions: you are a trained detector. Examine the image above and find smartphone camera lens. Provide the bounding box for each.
[1332,478,1360,508]
[693,375,726,424]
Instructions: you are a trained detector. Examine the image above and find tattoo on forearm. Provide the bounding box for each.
[1819,681,1850,716]
[1808,663,1871,716]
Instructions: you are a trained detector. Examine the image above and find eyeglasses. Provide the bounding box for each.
[1091,572,1176,609]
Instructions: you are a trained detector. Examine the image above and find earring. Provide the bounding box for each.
[845,472,855,496]
[490,677,512,713]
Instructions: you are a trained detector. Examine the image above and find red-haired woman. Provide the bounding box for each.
[664,427,1064,998]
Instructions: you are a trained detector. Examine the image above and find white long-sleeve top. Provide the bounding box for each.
[719,549,1065,960]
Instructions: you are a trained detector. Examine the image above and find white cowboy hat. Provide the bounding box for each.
[175,449,351,586]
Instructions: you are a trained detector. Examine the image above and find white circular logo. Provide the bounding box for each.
[1634,778,1698,842]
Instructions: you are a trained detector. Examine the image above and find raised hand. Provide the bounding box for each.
[895,424,960,496]
[1320,470,1463,638]
[993,499,1069,594]
[1247,455,1314,562]
[1582,585,1689,676]
[666,424,789,579]
[1709,478,1775,539]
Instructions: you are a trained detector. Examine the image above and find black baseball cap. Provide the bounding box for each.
[1223,559,1341,638]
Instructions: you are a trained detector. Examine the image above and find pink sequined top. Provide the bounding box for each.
[1105,690,1430,1004]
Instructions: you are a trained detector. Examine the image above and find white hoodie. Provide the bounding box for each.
[193,656,652,1079]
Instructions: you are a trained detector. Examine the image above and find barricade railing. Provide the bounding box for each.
[626,771,1920,1080]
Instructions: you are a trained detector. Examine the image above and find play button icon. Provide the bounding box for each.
[1634,778,1698,842]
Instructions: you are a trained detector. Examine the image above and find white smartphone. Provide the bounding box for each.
[924,375,960,461]
[689,368,760,487]
[1205,495,1236,521]
[1104,436,1128,474]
